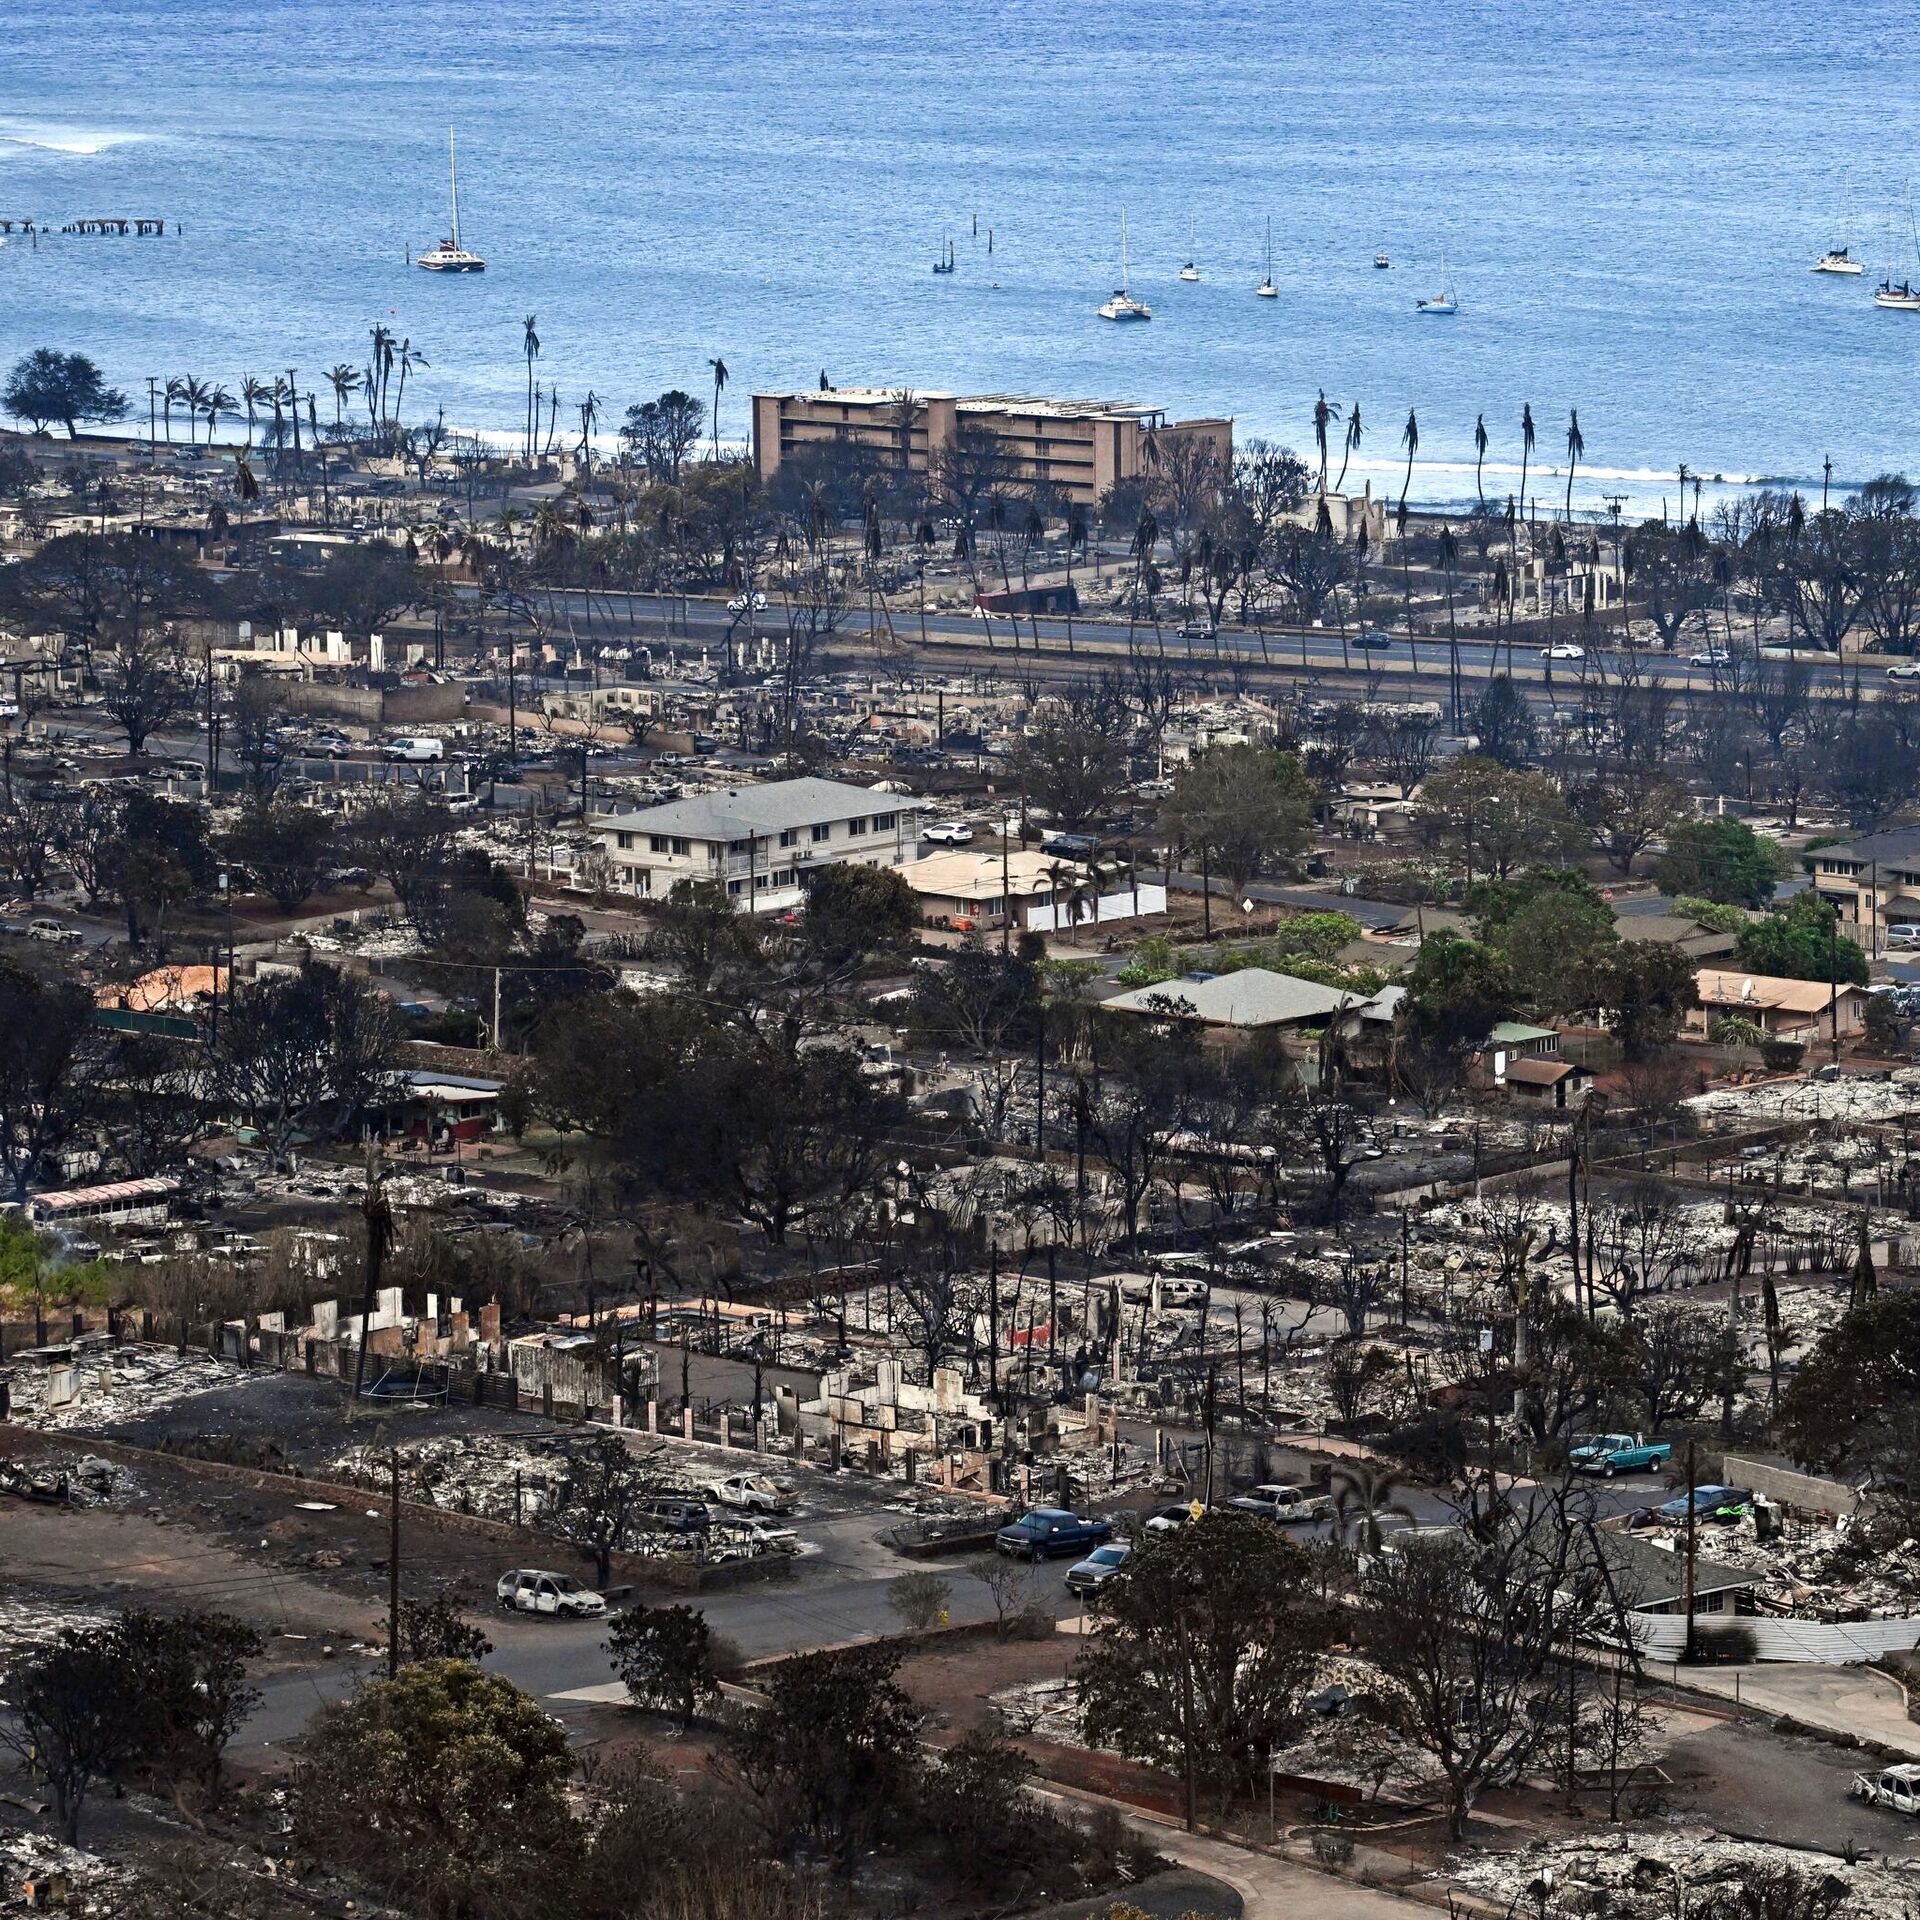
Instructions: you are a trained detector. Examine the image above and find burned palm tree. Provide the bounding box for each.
[1564,407,1585,522]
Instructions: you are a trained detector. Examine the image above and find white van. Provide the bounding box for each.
[386,734,446,763]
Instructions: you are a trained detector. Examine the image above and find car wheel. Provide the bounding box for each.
[1603,1462,1616,1478]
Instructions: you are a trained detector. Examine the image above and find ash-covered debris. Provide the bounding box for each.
[1690,1073,1920,1127]
[1443,1827,1920,1916]
[0,1592,115,1669]
[3,1345,252,1432]
[0,1834,136,1916]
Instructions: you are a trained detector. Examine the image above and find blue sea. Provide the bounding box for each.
[3,0,1919,513]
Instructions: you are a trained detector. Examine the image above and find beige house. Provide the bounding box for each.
[902,848,1058,931]
[1688,969,1868,1045]
[751,387,1231,506]
[1807,827,1920,956]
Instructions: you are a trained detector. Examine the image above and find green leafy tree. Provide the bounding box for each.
[1780,1291,1920,1476]
[110,1608,262,1819]
[1417,756,1582,884]
[1496,888,1617,1014]
[2,347,128,437]
[225,800,336,913]
[1011,681,1132,829]
[293,1661,578,1920]
[728,1644,922,1869]
[607,1603,719,1728]
[1653,817,1785,908]
[1733,891,1867,986]
[1585,940,1697,1060]
[1076,1510,1335,1827]
[802,859,921,969]
[1161,742,1318,898]
[395,1594,492,1665]
[1400,931,1514,1070]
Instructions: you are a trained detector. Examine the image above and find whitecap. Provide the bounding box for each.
[0,122,146,157]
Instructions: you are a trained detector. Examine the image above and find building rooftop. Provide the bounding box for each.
[901,849,1060,897]
[1815,825,1920,866]
[1505,1057,1586,1087]
[757,386,1168,425]
[1105,968,1388,1029]
[601,777,922,842]
[1695,969,1863,1015]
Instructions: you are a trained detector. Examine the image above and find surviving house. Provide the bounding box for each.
[1687,970,1868,1045]
[596,776,925,912]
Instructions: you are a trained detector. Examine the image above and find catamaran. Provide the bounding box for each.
[1877,194,1920,309]
[932,236,956,275]
[1097,211,1152,321]
[417,128,484,272]
[1256,218,1277,298]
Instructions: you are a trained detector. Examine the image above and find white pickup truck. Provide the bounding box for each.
[1227,1483,1333,1524]
[704,1471,797,1515]
[1853,1764,1920,1813]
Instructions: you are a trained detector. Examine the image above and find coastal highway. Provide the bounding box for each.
[451,584,1891,704]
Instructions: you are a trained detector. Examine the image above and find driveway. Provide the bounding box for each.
[1679,1663,1920,1758]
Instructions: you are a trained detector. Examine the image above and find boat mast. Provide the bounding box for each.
[1120,207,1131,295]
[448,128,461,251]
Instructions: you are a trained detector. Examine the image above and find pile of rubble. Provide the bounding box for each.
[5,1345,251,1432]
[1690,1074,1920,1128]
[1443,1827,1920,1916]
[0,1591,114,1668]
[0,1835,133,1916]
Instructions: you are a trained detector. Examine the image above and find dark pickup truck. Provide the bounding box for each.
[995,1507,1114,1561]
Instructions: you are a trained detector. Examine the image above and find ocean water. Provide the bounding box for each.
[2,0,1919,512]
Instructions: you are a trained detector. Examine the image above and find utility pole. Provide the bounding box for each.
[350,1145,393,1413]
[1683,1437,1699,1664]
[388,1447,402,1679]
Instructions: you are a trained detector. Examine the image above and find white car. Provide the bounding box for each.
[495,1569,606,1618]
[727,591,769,614]
[705,1471,797,1515]
[1888,663,1920,681]
[1540,642,1585,661]
[921,822,974,846]
[1688,648,1733,669]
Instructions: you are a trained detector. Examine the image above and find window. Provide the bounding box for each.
[873,812,896,832]
[616,831,634,850]
[728,838,750,855]
[649,834,669,854]
[778,829,797,848]
[726,879,744,897]
[671,837,690,857]
[846,816,867,836]
[771,868,792,886]
[754,872,770,889]
[811,823,831,843]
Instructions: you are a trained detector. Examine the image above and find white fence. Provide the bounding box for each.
[1027,884,1167,934]
[1630,1613,1920,1663]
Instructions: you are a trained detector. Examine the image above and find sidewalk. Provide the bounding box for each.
[1680,1663,1920,1758]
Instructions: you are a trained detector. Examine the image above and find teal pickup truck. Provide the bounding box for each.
[1570,1433,1672,1477]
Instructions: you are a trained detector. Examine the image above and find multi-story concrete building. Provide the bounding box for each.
[597,776,924,912]
[750,387,1231,507]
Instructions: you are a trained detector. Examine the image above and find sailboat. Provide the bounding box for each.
[1256,218,1277,298]
[1875,191,1920,309]
[932,236,956,275]
[1179,214,1200,282]
[1815,178,1865,274]
[1097,211,1152,321]
[1415,256,1459,314]
[417,128,484,273]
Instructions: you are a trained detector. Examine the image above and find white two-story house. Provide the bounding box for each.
[598,777,925,912]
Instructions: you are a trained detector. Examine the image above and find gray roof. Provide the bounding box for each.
[602,777,922,842]
[1105,968,1380,1028]
[1818,825,1920,866]
[1594,1526,1757,1611]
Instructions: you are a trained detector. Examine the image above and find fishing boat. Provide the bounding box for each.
[1374,250,1391,269]
[932,236,955,275]
[417,128,484,272]
[1415,256,1458,314]
[1179,215,1199,282]
[1256,218,1277,298]
[1097,211,1152,321]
